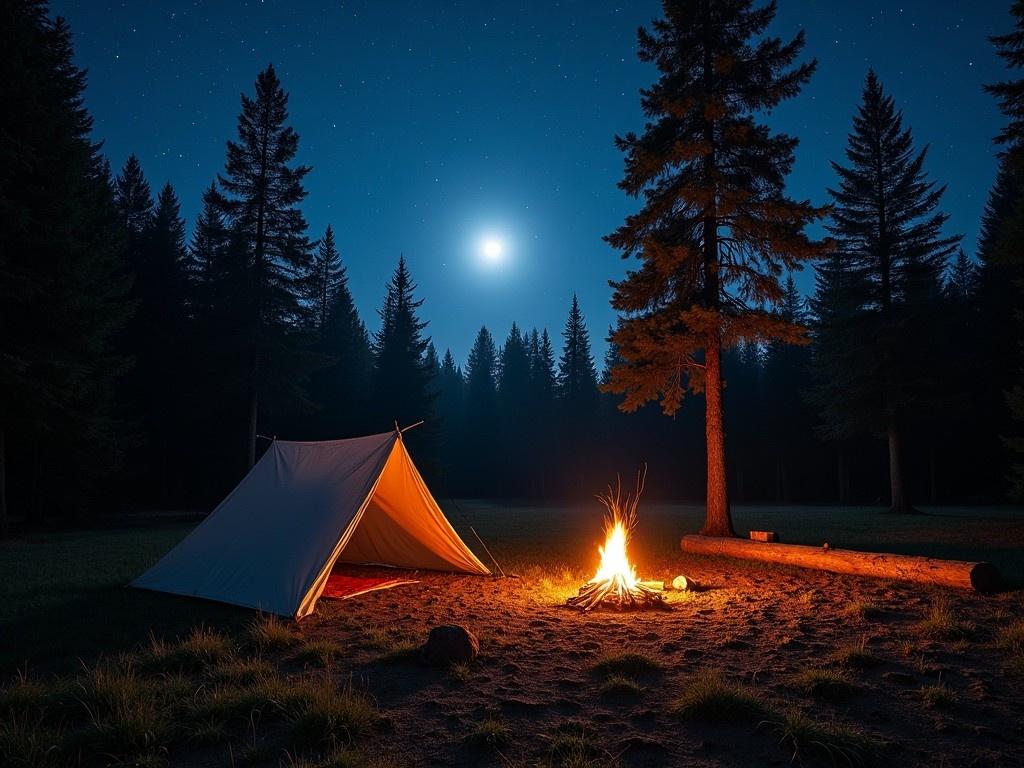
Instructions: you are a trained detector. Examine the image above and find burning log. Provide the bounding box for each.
[567,470,667,612]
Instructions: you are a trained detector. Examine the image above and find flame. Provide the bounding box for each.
[589,515,638,588]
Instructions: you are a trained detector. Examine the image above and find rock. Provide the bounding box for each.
[423,624,479,665]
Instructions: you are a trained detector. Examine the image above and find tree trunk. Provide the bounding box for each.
[247,388,258,469]
[0,420,8,540]
[887,422,912,512]
[701,341,734,537]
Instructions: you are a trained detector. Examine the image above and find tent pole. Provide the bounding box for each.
[470,525,506,578]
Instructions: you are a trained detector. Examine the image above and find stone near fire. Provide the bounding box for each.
[424,624,479,665]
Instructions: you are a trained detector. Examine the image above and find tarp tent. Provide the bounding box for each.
[132,430,489,618]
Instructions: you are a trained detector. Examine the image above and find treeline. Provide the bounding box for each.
[2,1,1023,536]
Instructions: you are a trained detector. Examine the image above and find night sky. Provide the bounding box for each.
[54,0,1010,364]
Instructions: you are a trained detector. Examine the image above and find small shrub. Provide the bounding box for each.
[286,681,377,749]
[293,640,344,668]
[921,682,956,709]
[246,614,296,650]
[761,709,875,767]
[592,652,661,678]
[916,597,964,640]
[465,718,511,747]
[598,675,642,697]
[789,669,857,700]
[672,670,765,722]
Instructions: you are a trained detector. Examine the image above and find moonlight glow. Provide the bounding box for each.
[480,237,504,264]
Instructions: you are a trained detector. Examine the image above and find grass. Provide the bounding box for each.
[293,640,344,668]
[246,614,296,650]
[285,680,378,750]
[833,637,879,669]
[535,723,621,768]
[465,717,511,748]
[598,675,643,698]
[448,661,473,684]
[761,709,876,767]
[995,619,1024,654]
[915,596,966,640]
[921,682,957,709]
[844,599,882,620]
[671,670,765,722]
[0,711,65,768]
[145,626,233,672]
[789,669,857,700]
[592,652,661,678]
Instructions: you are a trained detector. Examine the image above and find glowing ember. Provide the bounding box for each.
[567,471,666,612]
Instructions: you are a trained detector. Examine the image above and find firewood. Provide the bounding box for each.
[681,535,1002,592]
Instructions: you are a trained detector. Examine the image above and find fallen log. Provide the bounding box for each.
[680,535,1002,592]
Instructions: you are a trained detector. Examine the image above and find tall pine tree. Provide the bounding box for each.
[215,64,315,467]
[605,0,827,535]
[372,256,434,432]
[825,71,959,512]
[983,2,1024,498]
[1,1,131,533]
[462,326,499,494]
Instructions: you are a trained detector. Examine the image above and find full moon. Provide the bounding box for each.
[481,238,504,263]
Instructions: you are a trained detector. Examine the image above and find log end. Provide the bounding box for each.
[969,562,1003,593]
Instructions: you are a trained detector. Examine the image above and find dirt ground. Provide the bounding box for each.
[291,503,1024,767]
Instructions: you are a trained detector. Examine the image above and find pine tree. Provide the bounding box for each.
[215,64,315,466]
[187,181,227,315]
[114,154,154,249]
[498,323,532,494]
[436,348,465,485]
[983,3,1024,497]
[372,256,433,431]
[557,295,598,408]
[605,0,827,535]
[463,326,498,494]
[826,71,959,512]
[529,329,557,407]
[307,225,344,333]
[1,2,132,533]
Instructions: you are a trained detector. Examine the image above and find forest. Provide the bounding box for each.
[2,0,1023,539]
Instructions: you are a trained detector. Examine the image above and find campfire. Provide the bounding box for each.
[567,472,666,612]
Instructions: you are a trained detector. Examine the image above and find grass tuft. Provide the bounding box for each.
[293,639,344,667]
[789,669,857,700]
[0,710,65,768]
[844,599,882,620]
[535,723,621,768]
[146,627,233,672]
[761,708,875,767]
[448,662,473,684]
[995,619,1024,655]
[465,717,511,748]
[285,680,378,749]
[915,596,965,640]
[671,670,765,722]
[246,614,296,650]
[921,682,956,709]
[207,656,274,686]
[598,675,643,697]
[592,652,661,678]
[833,637,879,669]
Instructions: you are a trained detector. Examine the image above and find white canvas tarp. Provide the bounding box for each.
[131,431,489,618]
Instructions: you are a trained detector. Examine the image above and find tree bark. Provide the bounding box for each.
[701,341,734,536]
[887,421,912,512]
[0,420,7,540]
